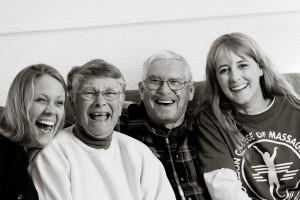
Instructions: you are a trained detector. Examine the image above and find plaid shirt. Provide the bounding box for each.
[118,103,211,200]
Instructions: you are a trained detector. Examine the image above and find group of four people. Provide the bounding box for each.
[1,32,299,200]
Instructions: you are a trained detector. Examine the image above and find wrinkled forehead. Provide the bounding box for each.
[79,76,125,90]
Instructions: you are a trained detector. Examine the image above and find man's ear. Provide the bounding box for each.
[188,81,196,101]
[138,81,144,101]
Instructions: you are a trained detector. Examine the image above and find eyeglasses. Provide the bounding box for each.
[76,88,122,101]
[143,77,190,91]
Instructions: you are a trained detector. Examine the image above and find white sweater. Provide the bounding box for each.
[30,125,176,200]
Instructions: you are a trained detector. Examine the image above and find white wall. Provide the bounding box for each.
[1,0,300,106]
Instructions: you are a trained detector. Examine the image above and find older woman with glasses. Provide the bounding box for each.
[30,59,176,200]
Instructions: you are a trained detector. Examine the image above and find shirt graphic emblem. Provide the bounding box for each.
[237,140,300,200]
[251,146,298,199]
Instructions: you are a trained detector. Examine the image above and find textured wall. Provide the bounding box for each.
[0,11,300,106]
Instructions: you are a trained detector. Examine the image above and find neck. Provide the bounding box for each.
[235,97,273,115]
[73,124,112,149]
[149,113,185,129]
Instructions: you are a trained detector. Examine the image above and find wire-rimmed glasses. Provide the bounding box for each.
[143,77,190,91]
[76,88,122,101]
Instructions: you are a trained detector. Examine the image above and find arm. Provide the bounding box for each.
[204,169,251,200]
[140,147,176,200]
[196,110,250,199]
[29,142,72,200]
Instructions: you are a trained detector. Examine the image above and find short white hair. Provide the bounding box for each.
[142,50,192,81]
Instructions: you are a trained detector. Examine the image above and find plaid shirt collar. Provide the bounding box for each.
[126,102,195,136]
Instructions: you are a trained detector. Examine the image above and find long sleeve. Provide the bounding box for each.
[140,147,176,200]
[204,168,251,200]
[30,141,72,200]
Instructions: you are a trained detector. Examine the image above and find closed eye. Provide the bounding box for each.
[168,79,183,85]
[105,91,118,95]
[36,97,47,103]
[56,100,65,106]
[150,78,161,82]
[84,90,96,95]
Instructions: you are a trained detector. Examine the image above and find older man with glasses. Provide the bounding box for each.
[120,50,211,200]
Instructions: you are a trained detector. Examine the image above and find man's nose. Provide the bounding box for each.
[157,81,172,94]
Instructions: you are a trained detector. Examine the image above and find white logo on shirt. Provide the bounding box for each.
[251,146,298,199]
[234,137,300,200]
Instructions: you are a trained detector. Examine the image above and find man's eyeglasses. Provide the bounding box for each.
[143,77,190,91]
[76,88,122,101]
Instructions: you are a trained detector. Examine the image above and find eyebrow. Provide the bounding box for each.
[237,59,248,63]
[218,58,249,68]
[147,74,159,78]
[82,87,120,91]
[35,93,65,99]
[147,74,184,80]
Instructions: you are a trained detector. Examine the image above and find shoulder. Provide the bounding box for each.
[195,102,218,125]
[30,127,75,169]
[52,126,74,143]
[34,126,74,156]
[114,131,147,146]
[0,134,18,158]
[273,95,300,112]
[114,131,153,154]
[0,134,12,150]
[127,103,147,120]
[0,135,20,170]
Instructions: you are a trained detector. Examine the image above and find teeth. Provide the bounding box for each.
[157,100,174,104]
[231,84,248,91]
[91,112,109,116]
[36,120,54,132]
[89,112,110,120]
[37,120,55,126]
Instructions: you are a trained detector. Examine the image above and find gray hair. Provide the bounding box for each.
[142,50,192,81]
[67,59,126,103]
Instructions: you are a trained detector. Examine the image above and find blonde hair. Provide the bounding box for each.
[0,64,66,148]
[205,32,300,154]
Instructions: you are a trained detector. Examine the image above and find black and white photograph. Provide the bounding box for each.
[0,0,300,199]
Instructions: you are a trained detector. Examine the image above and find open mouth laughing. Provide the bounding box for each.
[36,120,55,132]
[155,99,175,105]
[89,112,111,121]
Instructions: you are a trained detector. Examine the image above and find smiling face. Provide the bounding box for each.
[215,50,267,114]
[28,75,65,147]
[74,77,124,139]
[139,59,195,128]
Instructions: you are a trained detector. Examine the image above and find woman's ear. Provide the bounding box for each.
[259,67,264,77]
